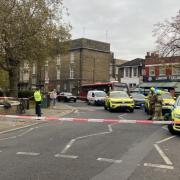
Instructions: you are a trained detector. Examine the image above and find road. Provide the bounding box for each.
[0,101,180,180]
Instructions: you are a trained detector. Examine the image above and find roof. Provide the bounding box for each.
[139,82,178,88]
[118,58,145,68]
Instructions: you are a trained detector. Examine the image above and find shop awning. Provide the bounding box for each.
[139,82,178,88]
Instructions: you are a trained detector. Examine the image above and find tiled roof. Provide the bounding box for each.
[118,58,145,67]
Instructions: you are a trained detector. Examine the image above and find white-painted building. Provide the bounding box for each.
[118,58,145,90]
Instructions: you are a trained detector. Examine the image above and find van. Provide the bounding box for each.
[87,90,107,105]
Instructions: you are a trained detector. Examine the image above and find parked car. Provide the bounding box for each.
[87,90,107,105]
[130,93,145,108]
[167,95,180,135]
[57,92,77,102]
[144,91,175,116]
[104,91,134,112]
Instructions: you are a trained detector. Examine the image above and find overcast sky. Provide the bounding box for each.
[63,0,180,60]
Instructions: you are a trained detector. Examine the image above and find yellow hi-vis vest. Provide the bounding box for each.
[34,90,42,102]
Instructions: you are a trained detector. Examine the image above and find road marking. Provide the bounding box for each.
[156,136,175,144]
[54,154,78,159]
[108,124,113,132]
[17,128,34,137]
[60,123,117,154]
[0,150,2,153]
[154,144,173,165]
[118,114,127,119]
[74,109,79,113]
[144,163,174,170]
[16,152,40,156]
[61,139,76,154]
[0,136,16,141]
[97,158,122,164]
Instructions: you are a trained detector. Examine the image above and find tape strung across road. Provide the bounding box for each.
[0,114,179,125]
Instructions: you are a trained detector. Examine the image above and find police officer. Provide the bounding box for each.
[34,87,42,117]
[148,87,156,120]
[153,90,163,120]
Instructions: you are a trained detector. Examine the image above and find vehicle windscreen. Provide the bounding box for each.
[95,92,106,97]
[162,93,172,99]
[131,93,145,99]
[110,92,129,98]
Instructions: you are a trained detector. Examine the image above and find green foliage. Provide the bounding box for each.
[0,0,71,96]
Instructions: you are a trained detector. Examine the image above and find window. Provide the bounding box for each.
[32,63,36,75]
[70,67,74,79]
[70,52,75,64]
[133,67,138,77]
[57,68,60,80]
[149,67,155,76]
[125,68,129,77]
[32,77,36,84]
[57,55,61,65]
[159,67,165,76]
[172,66,180,75]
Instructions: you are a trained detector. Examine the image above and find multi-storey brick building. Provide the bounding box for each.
[18,38,112,95]
[52,38,111,94]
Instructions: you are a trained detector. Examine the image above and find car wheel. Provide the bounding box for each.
[129,108,134,113]
[168,124,178,135]
[104,104,107,110]
[74,99,76,103]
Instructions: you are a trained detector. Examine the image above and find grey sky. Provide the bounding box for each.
[63,0,180,60]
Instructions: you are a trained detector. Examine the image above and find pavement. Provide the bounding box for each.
[0,103,75,133]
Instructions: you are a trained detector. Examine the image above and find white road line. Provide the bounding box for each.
[0,150,2,153]
[108,124,113,132]
[61,139,76,154]
[154,144,173,165]
[75,131,111,140]
[16,152,40,156]
[156,136,175,144]
[54,154,78,159]
[118,114,127,119]
[0,136,16,141]
[60,123,117,154]
[144,163,174,170]
[74,109,79,113]
[97,158,122,164]
[17,128,34,137]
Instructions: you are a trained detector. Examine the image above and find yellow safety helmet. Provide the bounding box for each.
[150,87,155,92]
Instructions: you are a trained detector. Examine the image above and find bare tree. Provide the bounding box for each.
[153,10,180,57]
[0,0,71,96]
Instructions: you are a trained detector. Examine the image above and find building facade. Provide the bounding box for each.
[142,52,180,94]
[18,38,111,94]
[118,58,145,89]
[51,38,111,94]
[109,54,127,81]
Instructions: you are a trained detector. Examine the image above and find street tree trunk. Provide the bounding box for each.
[9,68,19,97]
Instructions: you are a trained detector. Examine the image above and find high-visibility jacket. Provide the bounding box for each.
[34,90,42,102]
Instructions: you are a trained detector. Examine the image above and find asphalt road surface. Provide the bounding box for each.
[0,101,180,180]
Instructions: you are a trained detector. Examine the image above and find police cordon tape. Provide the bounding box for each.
[0,114,179,125]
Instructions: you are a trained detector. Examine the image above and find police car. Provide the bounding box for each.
[168,96,180,134]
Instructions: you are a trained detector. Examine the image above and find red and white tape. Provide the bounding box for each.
[0,114,178,125]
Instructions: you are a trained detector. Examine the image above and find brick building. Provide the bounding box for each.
[18,38,111,94]
[141,52,180,95]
